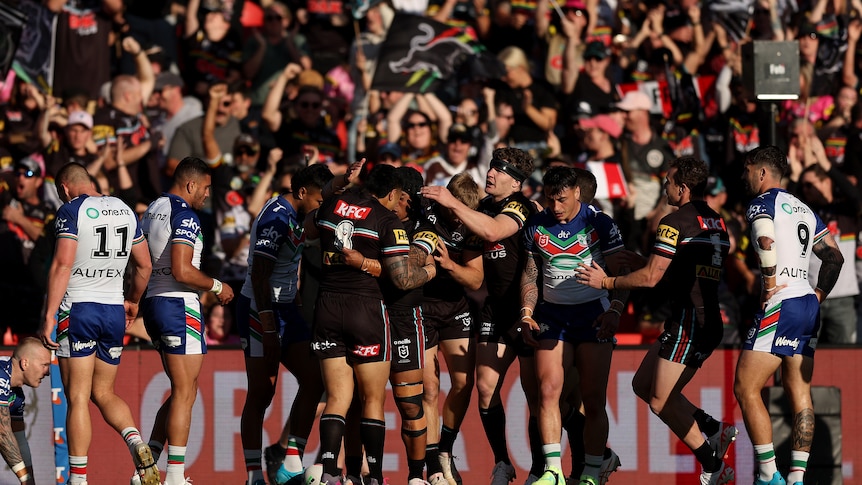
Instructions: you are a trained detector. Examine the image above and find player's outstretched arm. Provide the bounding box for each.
[42,238,77,349]
[0,407,30,484]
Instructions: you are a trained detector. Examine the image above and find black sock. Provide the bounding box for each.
[408,458,426,480]
[562,408,586,475]
[360,418,387,482]
[439,426,458,454]
[528,416,544,477]
[318,414,346,477]
[693,409,721,437]
[480,405,510,464]
[694,442,720,473]
[345,455,363,479]
[426,443,443,476]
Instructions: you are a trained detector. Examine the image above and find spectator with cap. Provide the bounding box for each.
[564,41,617,121]
[616,90,673,253]
[152,72,203,166]
[577,113,625,216]
[182,0,243,99]
[423,123,486,187]
[0,157,55,341]
[377,142,404,167]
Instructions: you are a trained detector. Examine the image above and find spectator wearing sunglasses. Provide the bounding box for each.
[265,85,343,167]
[0,157,55,340]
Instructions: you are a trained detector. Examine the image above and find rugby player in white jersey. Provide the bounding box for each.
[42,162,159,485]
[140,157,234,485]
[736,146,843,485]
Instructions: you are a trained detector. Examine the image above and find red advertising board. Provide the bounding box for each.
[71,348,859,484]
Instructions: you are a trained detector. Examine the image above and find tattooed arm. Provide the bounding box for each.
[0,406,28,483]
[383,247,437,290]
[518,252,542,345]
[812,232,844,302]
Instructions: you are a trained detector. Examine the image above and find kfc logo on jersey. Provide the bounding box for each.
[697,216,726,231]
[334,201,370,219]
[352,344,381,357]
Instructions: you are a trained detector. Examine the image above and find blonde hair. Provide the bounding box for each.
[497,46,529,71]
[448,172,481,210]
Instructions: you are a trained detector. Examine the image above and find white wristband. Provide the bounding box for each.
[210,279,223,295]
[18,474,29,483]
[11,462,24,473]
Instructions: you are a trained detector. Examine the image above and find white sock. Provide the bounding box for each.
[787,450,809,484]
[542,443,562,470]
[164,445,187,485]
[754,443,778,481]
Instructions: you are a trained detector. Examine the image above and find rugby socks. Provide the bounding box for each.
[528,416,545,477]
[148,440,164,462]
[69,455,87,484]
[439,425,458,454]
[345,455,364,479]
[244,449,264,483]
[693,409,721,437]
[542,443,562,470]
[284,435,307,473]
[754,443,779,481]
[582,453,603,480]
[361,418,387,481]
[408,457,426,481]
[426,443,443,476]
[165,445,187,485]
[121,427,145,451]
[788,450,809,484]
[479,405,510,464]
[694,442,720,473]
[562,408,585,476]
[319,414,346,477]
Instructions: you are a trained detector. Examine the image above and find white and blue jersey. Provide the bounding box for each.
[746,188,829,302]
[240,195,305,304]
[744,188,829,357]
[0,357,24,421]
[141,194,205,298]
[523,204,625,305]
[55,195,145,305]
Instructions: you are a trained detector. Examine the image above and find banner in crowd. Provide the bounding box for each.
[371,13,488,93]
[0,2,27,79]
[578,161,629,200]
[618,75,718,120]
[10,0,55,92]
[46,347,857,483]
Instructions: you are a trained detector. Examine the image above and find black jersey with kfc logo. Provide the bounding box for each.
[477,192,535,301]
[315,189,410,299]
[651,200,730,328]
[420,204,482,303]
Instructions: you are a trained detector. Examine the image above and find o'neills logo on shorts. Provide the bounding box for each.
[72,340,97,352]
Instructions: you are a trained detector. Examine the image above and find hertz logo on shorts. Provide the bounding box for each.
[656,224,679,246]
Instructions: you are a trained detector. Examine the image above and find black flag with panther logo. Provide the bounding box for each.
[371,13,490,93]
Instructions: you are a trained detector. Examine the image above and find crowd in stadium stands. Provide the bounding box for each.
[3,0,857,346]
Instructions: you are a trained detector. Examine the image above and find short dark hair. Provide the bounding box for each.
[56,162,90,188]
[396,166,425,220]
[292,163,334,193]
[365,164,403,198]
[571,167,597,203]
[743,145,789,179]
[542,166,579,197]
[669,156,709,197]
[174,157,212,186]
[492,147,534,185]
